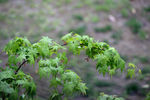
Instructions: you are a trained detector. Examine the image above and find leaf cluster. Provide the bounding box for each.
[62,33,125,76]
[0,68,36,100]
[0,33,139,100]
[97,93,124,100]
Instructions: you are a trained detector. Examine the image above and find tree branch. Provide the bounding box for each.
[61,43,67,46]
[61,41,67,46]
[15,60,27,74]
[14,42,66,75]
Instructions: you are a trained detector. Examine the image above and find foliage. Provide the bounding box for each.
[120,55,128,62]
[94,80,116,87]
[126,18,148,39]
[73,14,84,21]
[126,18,142,34]
[121,9,129,18]
[0,33,139,100]
[145,91,150,100]
[91,16,99,23]
[144,6,150,12]
[0,0,8,3]
[125,82,141,95]
[142,66,150,75]
[0,68,36,100]
[136,56,149,63]
[111,31,122,41]
[94,0,115,12]
[69,25,87,35]
[97,93,124,100]
[0,30,9,39]
[94,0,130,12]
[94,25,112,33]
[138,30,147,40]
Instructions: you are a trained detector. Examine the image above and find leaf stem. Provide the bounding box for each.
[61,43,67,46]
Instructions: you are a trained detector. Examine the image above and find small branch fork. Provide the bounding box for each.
[14,41,81,75]
[15,60,27,74]
[14,41,66,75]
[61,43,67,46]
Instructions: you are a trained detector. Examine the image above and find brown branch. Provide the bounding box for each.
[15,60,27,74]
[61,43,67,46]
[61,41,67,46]
[14,41,66,75]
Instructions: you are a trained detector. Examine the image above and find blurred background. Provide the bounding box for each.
[0,0,150,100]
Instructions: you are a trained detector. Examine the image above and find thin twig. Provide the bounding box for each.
[61,43,67,46]
[15,60,27,74]
[14,42,66,75]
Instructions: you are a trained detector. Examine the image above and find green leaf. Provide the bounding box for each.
[109,68,116,77]
[0,81,14,94]
[127,69,135,78]
[38,67,51,78]
[49,91,62,100]
[16,52,26,63]
[77,83,87,94]
[97,93,124,100]
[63,82,75,95]
[23,81,36,98]
[61,33,72,41]
[57,52,68,64]
[128,63,136,68]
[39,36,52,45]
[50,78,61,88]
[0,70,14,81]
[27,54,34,64]
[8,55,17,65]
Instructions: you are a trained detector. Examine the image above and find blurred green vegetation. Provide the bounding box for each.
[94,25,112,33]
[73,14,84,21]
[121,9,129,18]
[69,25,87,35]
[126,18,147,39]
[94,80,116,87]
[0,0,8,3]
[120,55,128,62]
[145,92,150,100]
[111,30,122,44]
[126,18,142,34]
[133,56,149,64]
[142,66,150,75]
[91,16,100,23]
[138,30,147,40]
[125,82,141,95]
[144,6,150,12]
[94,0,115,12]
